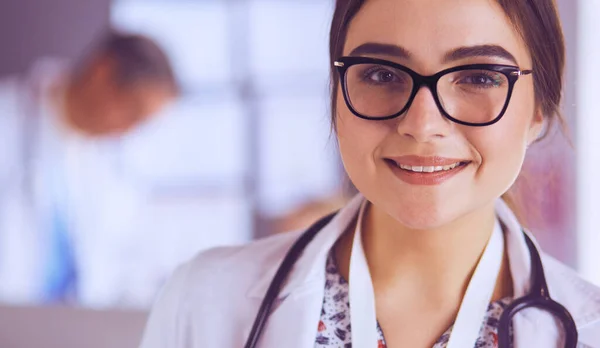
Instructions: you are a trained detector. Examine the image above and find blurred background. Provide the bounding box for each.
[0,0,598,346]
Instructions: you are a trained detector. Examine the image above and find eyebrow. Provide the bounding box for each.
[347,42,518,65]
[348,42,412,59]
[443,45,518,65]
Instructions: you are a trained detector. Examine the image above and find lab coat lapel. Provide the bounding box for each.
[256,279,326,348]
[512,314,565,347]
[246,195,363,348]
[496,200,560,346]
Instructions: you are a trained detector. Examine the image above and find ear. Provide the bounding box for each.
[526,107,545,146]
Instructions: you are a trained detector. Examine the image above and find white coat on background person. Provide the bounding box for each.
[0,30,179,308]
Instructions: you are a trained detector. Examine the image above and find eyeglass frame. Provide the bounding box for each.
[333,56,533,127]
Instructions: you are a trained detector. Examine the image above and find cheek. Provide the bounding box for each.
[336,97,389,183]
[472,91,534,192]
[471,130,525,194]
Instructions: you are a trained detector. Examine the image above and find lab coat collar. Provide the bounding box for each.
[244,195,363,348]
[494,198,532,299]
[248,195,521,301]
[247,195,600,343]
[246,194,363,299]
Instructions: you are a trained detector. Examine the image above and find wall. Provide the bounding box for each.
[522,0,579,266]
[0,0,110,77]
[576,0,600,285]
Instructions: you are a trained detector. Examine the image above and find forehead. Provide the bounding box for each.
[344,0,532,69]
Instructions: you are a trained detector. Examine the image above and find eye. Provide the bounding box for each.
[457,71,504,88]
[371,70,395,82]
[363,66,404,84]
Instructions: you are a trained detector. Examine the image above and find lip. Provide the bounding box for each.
[385,155,468,167]
[384,156,471,186]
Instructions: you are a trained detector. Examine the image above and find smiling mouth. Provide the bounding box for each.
[385,159,471,173]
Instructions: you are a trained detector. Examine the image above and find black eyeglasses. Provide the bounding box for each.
[334,56,533,127]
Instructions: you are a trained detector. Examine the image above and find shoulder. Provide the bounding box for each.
[541,253,600,309]
[541,253,600,344]
[0,76,27,183]
[0,75,25,123]
[183,229,304,289]
[139,230,305,347]
[166,228,304,299]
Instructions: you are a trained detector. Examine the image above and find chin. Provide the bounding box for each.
[379,198,462,231]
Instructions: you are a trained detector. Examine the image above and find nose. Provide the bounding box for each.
[395,86,452,143]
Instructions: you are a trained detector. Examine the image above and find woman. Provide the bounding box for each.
[139,0,600,347]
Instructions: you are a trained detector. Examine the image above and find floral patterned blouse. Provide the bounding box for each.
[315,249,512,347]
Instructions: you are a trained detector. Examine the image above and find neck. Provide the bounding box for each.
[335,200,513,308]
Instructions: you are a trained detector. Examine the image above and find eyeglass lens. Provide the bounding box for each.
[345,63,510,124]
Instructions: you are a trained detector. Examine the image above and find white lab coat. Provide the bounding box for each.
[140,194,600,347]
[0,61,162,308]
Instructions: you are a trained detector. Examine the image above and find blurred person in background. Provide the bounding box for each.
[0,30,179,307]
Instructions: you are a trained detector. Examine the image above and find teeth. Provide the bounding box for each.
[398,162,462,172]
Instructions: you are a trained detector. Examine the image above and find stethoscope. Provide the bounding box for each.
[243,212,579,348]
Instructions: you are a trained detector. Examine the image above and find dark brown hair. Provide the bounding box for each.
[328,0,567,222]
[74,29,179,94]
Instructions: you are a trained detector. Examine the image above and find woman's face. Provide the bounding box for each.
[336,0,544,229]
